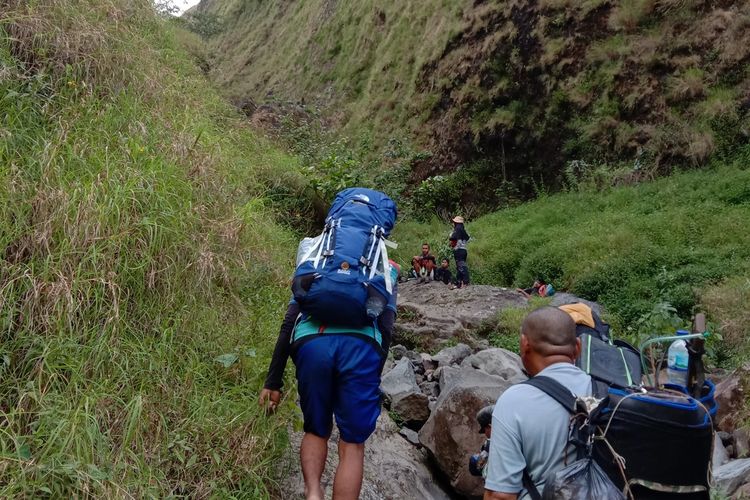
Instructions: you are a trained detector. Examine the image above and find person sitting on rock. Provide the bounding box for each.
[516,279,547,298]
[412,243,437,283]
[484,307,591,499]
[434,258,453,285]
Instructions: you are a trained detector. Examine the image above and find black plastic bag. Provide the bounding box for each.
[541,458,625,500]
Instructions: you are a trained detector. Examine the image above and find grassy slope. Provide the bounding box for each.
[198,0,465,143]
[199,0,750,203]
[0,1,304,497]
[391,164,750,362]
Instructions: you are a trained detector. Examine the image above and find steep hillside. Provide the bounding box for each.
[197,0,750,213]
[0,0,308,496]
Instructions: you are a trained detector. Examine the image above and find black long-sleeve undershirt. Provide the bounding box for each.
[263,303,395,391]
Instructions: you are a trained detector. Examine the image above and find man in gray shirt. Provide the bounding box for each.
[484,307,592,500]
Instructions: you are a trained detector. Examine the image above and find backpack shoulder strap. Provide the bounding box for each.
[521,376,578,414]
[522,469,542,500]
[519,376,579,500]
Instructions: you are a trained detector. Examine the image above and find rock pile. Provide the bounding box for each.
[381,342,527,497]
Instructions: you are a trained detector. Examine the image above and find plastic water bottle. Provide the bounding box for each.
[667,329,690,387]
[365,292,386,319]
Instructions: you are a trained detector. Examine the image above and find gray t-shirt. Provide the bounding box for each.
[484,362,592,498]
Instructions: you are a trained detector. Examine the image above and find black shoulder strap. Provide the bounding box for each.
[522,376,578,414]
[522,469,542,500]
[518,376,580,500]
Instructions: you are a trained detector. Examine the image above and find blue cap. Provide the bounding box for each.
[676,329,690,336]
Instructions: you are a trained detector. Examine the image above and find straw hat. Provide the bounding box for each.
[451,216,465,224]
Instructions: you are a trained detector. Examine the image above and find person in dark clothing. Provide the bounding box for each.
[260,274,397,500]
[449,216,470,288]
[434,258,453,285]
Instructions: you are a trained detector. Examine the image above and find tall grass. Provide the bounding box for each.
[0,0,304,496]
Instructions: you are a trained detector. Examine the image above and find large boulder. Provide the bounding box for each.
[396,281,527,350]
[433,343,472,367]
[714,434,731,469]
[715,364,750,433]
[419,365,518,497]
[281,413,452,500]
[461,348,526,382]
[381,358,420,400]
[381,358,430,426]
[715,459,750,497]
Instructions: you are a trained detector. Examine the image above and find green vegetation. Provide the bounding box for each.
[0,0,307,496]
[200,0,750,216]
[391,165,750,365]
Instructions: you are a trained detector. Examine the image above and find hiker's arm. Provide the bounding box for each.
[484,393,526,498]
[378,307,395,353]
[263,302,300,391]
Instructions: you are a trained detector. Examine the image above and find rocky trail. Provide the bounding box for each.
[279,280,750,499]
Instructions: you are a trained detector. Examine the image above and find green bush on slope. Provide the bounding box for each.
[0,0,300,496]
[392,165,750,361]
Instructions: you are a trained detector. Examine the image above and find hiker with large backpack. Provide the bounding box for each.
[259,188,399,500]
[484,307,593,499]
[486,306,715,500]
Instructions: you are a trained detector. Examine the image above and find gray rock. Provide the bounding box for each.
[732,481,750,499]
[419,365,515,497]
[714,433,731,469]
[462,348,526,382]
[437,365,461,394]
[381,358,430,426]
[735,427,750,459]
[381,357,395,377]
[399,427,421,446]
[715,459,750,496]
[281,412,451,499]
[421,352,438,372]
[433,343,472,367]
[420,380,440,398]
[720,431,735,446]
[392,391,431,427]
[406,350,425,373]
[391,344,407,361]
[381,358,420,404]
[395,282,528,351]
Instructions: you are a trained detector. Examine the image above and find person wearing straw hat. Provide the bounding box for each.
[449,215,470,289]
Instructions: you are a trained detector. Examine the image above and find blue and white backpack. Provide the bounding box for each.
[291,188,398,326]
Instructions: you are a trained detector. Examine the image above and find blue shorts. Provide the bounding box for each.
[292,335,382,444]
